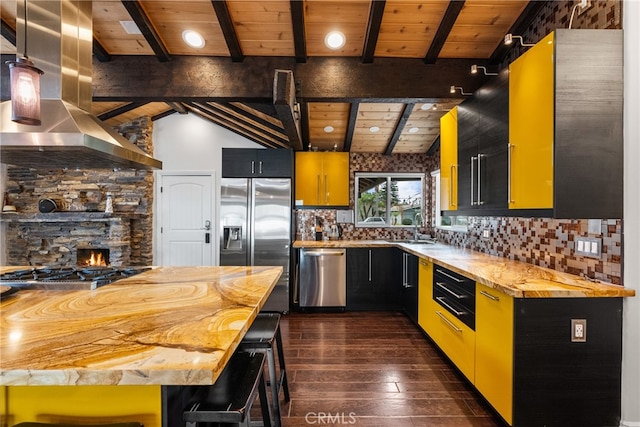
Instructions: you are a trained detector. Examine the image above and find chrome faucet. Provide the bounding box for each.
[414,212,423,240]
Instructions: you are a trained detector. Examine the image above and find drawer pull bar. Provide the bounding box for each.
[479,290,500,301]
[436,282,466,299]
[436,311,463,333]
[436,296,467,316]
[435,269,465,283]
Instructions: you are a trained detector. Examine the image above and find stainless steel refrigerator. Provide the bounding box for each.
[219,178,292,312]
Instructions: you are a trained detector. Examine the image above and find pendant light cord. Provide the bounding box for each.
[23,0,28,58]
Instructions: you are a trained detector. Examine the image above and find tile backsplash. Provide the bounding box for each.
[295,152,623,285]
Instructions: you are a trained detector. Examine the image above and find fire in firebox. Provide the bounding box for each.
[77,248,110,266]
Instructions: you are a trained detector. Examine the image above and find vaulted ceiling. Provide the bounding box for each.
[0,0,548,154]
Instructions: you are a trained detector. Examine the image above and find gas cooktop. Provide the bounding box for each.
[0,266,152,290]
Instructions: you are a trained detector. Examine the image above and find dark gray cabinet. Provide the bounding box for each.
[222,148,293,178]
[400,250,419,324]
[346,248,397,311]
[454,69,509,215]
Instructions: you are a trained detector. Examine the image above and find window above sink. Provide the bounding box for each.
[354,173,424,228]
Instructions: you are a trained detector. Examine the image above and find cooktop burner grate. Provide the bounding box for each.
[0,266,152,290]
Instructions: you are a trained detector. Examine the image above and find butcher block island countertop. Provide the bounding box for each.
[293,240,635,298]
[0,265,282,386]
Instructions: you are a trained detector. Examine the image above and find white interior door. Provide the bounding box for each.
[159,174,214,266]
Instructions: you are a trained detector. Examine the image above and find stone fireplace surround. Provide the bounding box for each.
[1,117,154,267]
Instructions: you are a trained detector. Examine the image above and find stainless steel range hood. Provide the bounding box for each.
[0,0,162,170]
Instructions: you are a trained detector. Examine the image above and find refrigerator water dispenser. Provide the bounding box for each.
[223,226,243,250]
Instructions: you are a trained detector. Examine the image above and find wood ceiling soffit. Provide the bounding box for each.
[424,0,466,64]
[361,0,386,64]
[166,102,188,114]
[1,18,16,46]
[211,1,243,62]
[211,102,289,140]
[384,103,415,155]
[290,0,307,63]
[97,102,148,121]
[224,103,286,136]
[489,0,548,65]
[192,102,290,148]
[89,56,481,101]
[343,102,359,152]
[186,102,282,149]
[120,1,170,62]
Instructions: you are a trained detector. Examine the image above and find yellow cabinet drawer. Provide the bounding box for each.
[475,284,514,424]
[432,307,475,383]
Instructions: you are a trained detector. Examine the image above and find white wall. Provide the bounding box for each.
[151,112,261,265]
[622,2,640,425]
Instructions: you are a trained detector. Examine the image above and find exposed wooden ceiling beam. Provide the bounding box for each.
[87,56,481,102]
[300,102,310,152]
[343,102,359,152]
[489,0,549,65]
[212,102,289,141]
[424,0,466,64]
[97,102,148,121]
[151,109,177,122]
[225,102,286,135]
[273,70,303,151]
[1,18,16,46]
[166,102,188,114]
[384,103,415,155]
[121,0,171,62]
[290,0,307,63]
[362,0,386,64]
[211,1,244,63]
[93,38,111,63]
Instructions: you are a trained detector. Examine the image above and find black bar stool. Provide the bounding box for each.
[183,351,272,427]
[239,313,290,427]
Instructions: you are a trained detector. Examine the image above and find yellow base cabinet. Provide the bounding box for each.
[475,284,514,425]
[3,385,162,426]
[417,259,434,336]
[439,107,458,211]
[295,152,349,207]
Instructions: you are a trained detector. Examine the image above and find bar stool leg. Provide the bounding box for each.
[275,325,290,402]
[258,367,273,427]
[266,346,282,426]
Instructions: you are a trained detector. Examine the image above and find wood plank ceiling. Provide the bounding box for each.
[0,0,541,154]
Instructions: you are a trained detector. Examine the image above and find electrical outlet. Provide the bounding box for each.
[577,0,593,16]
[482,229,490,239]
[571,319,587,342]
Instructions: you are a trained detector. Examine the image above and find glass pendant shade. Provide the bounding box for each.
[7,57,44,126]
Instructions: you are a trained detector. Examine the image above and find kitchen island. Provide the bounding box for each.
[0,266,282,425]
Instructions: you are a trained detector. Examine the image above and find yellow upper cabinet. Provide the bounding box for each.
[508,31,554,210]
[295,152,349,207]
[439,107,458,211]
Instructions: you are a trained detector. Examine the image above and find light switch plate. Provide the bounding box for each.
[575,237,602,258]
[336,210,353,224]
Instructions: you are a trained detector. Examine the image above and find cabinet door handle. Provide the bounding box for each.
[480,290,500,301]
[449,164,455,208]
[436,311,463,333]
[477,154,484,205]
[470,156,476,205]
[508,143,514,204]
[251,160,255,175]
[316,174,321,203]
[436,282,466,299]
[368,249,372,282]
[436,297,467,316]
[259,160,263,175]
[324,174,328,204]
[435,268,465,283]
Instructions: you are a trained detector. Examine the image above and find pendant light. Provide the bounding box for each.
[5,0,44,125]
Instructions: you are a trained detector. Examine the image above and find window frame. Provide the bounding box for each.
[431,169,468,232]
[354,172,425,228]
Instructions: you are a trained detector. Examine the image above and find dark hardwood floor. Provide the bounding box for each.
[276,311,508,427]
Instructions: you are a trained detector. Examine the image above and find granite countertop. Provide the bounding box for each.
[0,266,282,386]
[293,240,635,298]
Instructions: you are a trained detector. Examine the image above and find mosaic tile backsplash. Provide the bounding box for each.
[295,153,623,285]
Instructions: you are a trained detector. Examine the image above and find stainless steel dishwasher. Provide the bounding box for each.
[299,248,346,308]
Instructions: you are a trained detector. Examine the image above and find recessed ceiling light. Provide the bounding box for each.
[120,20,142,35]
[182,30,205,49]
[324,31,346,50]
[369,126,380,133]
[409,127,419,133]
[324,126,334,133]
[420,103,433,111]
